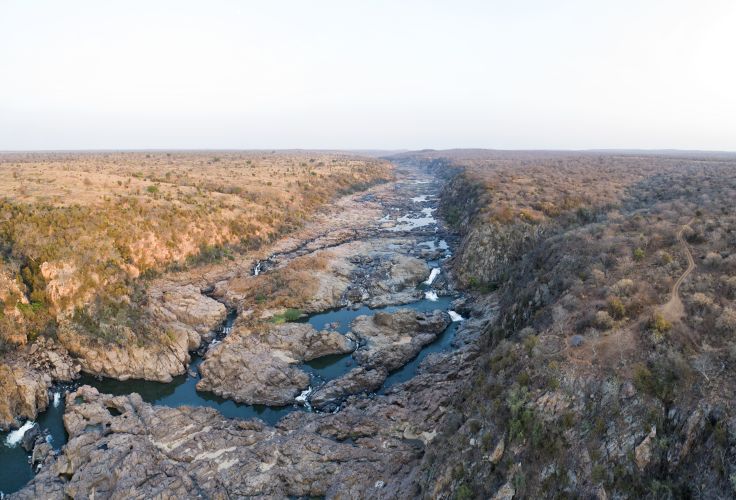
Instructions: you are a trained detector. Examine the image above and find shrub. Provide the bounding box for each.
[146,185,159,194]
[633,354,685,403]
[455,483,473,500]
[691,292,713,311]
[659,251,673,265]
[271,308,303,324]
[607,297,626,320]
[650,313,671,333]
[726,276,736,299]
[595,310,614,329]
[633,247,645,261]
[523,334,538,355]
[612,278,635,296]
[591,464,607,484]
[716,307,736,334]
[704,252,722,268]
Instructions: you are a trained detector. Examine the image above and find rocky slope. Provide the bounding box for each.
[392,151,736,499]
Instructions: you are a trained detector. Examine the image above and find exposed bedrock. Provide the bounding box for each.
[197,322,355,406]
[56,284,227,383]
[13,320,484,500]
[309,309,451,409]
[0,337,80,430]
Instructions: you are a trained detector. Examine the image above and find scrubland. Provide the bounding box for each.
[0,152,392,349]
[410,150,736,498]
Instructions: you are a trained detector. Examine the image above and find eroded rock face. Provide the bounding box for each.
[0,337,80,430]
[351,309,451,371]
[55,284,227,383]
[57,323,191,383]
[197,322,355,406]
[149,284,228,347]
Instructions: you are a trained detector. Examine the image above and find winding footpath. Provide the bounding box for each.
[660,217,696,323]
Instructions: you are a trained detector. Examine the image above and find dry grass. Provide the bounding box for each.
[0,151,392,346]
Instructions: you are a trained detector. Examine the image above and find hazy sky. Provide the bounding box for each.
[1,0,735,151]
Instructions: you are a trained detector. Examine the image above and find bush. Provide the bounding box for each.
[704,252,722,268]
[272,308,303,324]
[716,307,736,334]
[633,247,645,261]
[595,310,614,329]
[455,483,473,500]
[607,297,626,320]
[659,251,673,265]
[650,313,671,334]
[632,355,685,403]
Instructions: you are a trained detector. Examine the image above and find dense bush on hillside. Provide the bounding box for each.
[410,151,736,498]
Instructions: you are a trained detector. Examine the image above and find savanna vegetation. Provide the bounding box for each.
[0,151,392,348]
[407,150,736,498]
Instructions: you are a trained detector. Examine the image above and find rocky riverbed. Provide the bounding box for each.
[1,162,497,497]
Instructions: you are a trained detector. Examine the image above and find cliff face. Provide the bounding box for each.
[437,169,546,298]
[407,152,736,499]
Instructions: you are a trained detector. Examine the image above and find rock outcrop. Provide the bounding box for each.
[0,337,80,430]
[308,309,451,409]
[14,319,481,500]
[56,284,226,383]
[57,323,191,383]
[310,366,388,411]
[351,309,451,371]
[197,322,355,406]
[149,284,228,348]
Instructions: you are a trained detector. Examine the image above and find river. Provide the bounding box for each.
[0,164,464,496]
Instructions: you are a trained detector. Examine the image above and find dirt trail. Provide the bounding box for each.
[660,217,695,322]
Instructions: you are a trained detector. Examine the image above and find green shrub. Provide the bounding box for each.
[633,247,645,261]
[591,464,607,484]
[454,483,473,500]
[272,308,303,324]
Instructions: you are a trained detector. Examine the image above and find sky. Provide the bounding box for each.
[1,0,735,151]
